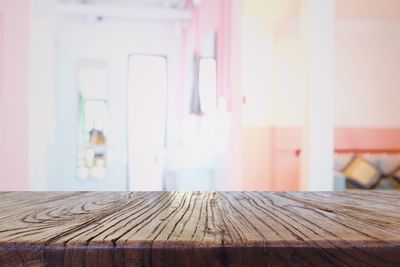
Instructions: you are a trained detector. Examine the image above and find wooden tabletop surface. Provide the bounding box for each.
[0,191,399,266]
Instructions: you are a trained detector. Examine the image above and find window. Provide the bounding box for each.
[77,61,109,180]
[199,58,217,113]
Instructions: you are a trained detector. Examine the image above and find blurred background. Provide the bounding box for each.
[1,0,400,191]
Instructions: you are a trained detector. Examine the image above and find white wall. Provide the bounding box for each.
[272,17,400,129]
[29,0,57,190]
[273,18,303,128]
[241,26,274,127]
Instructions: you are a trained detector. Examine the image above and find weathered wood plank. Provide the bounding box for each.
[0,191,399,266]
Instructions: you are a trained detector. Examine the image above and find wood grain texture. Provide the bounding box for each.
[0,191,400,266]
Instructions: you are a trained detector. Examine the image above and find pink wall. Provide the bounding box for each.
[242,127,301,191]
[335,128,400,150]
[242,128,271,190]
[0,1,30,190]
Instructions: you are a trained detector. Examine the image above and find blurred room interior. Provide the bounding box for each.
[1,0,400,192]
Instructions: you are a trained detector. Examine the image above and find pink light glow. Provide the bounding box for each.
[1,0,400,191]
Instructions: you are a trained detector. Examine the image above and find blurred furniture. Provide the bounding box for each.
[334,149,400,191]
[1,191,400,266]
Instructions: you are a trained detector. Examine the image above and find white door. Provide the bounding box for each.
[128,55,168,190]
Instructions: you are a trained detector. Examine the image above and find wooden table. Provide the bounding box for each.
[0,191,399,266]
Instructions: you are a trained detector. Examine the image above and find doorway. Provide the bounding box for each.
[127,55,168,190]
